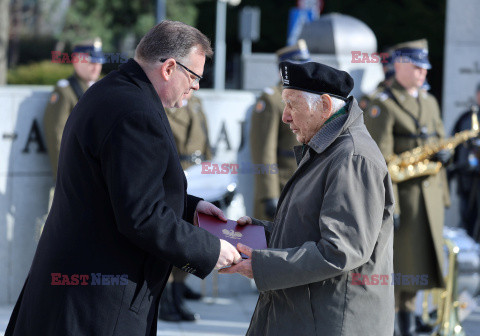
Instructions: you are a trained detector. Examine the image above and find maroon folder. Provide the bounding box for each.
[197,213,267,258]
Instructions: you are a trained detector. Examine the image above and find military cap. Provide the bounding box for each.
[276,39,311,63]
[279,61,354,100]
[72,37,105,64]
[391,38,431,69]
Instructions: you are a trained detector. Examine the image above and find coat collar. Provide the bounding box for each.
[118,58,163,107]
[293,96,363,165]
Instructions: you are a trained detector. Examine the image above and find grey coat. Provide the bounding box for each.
[248,98,395,336]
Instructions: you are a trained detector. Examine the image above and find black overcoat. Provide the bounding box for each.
[6,59,220,336]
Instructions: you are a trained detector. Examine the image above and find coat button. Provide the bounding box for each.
[423,181,430,188]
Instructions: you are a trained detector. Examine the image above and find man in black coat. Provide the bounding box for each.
[450,83,480,240]
[6,21,241,336]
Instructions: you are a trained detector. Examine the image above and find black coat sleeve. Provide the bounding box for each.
[184,194,202,224]
[100,110,220,278]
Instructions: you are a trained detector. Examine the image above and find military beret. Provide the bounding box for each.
[279,61,354,100]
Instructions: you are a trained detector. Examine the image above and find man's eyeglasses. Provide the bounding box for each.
[160,58,202,86]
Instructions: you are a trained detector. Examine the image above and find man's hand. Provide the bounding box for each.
[236,216,252,226]
[431,149,453,166]
[194,200,227,226]
[215,239,242,270]
[218,243,254,279]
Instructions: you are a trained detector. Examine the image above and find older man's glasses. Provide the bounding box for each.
[160,58,202,86]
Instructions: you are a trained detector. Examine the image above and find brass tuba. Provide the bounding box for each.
[387,111,479,183]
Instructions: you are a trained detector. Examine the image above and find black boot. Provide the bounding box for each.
[394,313,401,336]
[398,311,416,336]
[159,283,182,322]
[415,315,434,333]
[183,283,202,300]
[172,282,199,321]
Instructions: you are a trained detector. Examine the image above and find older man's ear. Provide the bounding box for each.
[320,94,333,115]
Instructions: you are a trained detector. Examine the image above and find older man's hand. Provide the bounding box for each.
[215,240,242,270]
[236,216,252,226]
[218,243,254,279]
[194,200,227,226]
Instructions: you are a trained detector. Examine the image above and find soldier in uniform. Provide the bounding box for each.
[249,40,310,220]
[450,84,480,241]
[166,93,213,170]
[358,48,395,111]
[43,38,104,181]
[159,92,213,322]
[364,39,452,336]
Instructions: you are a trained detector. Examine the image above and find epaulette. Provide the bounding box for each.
[373,91,389,102]
[57,79,70,88]
[263,87,274,96]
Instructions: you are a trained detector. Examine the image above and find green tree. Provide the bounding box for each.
[61,0,156,51]
[60,0,209,53]
[0,0,8,84]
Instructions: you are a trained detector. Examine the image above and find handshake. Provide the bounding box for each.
[215,216,255,279]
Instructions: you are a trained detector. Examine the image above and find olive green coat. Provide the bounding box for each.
[43,74,89,180]
[249,84,298,220]
[165,95,212,170]
[364,80,449,290]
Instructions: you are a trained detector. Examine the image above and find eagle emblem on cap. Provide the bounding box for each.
[222,229,243,239]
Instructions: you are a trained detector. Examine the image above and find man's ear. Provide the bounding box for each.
[160,59,176,81]
[321,94,333,116]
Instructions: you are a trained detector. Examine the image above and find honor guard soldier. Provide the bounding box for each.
[166,93,213,170]
[250,40,310,220]
[43,38,104,181]
[358,48,395,110]
[364,39,452,336]
[160,92,213,322]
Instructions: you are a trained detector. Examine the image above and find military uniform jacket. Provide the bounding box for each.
[249,84,298,220]
[247,99,395,336]
[6,59,220,336]
[364,80,449,290]
[43,74,89,180]
[165,95,213,170]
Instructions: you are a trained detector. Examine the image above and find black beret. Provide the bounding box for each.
[279,61,354,100]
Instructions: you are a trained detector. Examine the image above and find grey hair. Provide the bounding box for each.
[301,91,346,112]
[135,20,213,64]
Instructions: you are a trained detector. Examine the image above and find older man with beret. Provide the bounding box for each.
[221,61,395,335]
